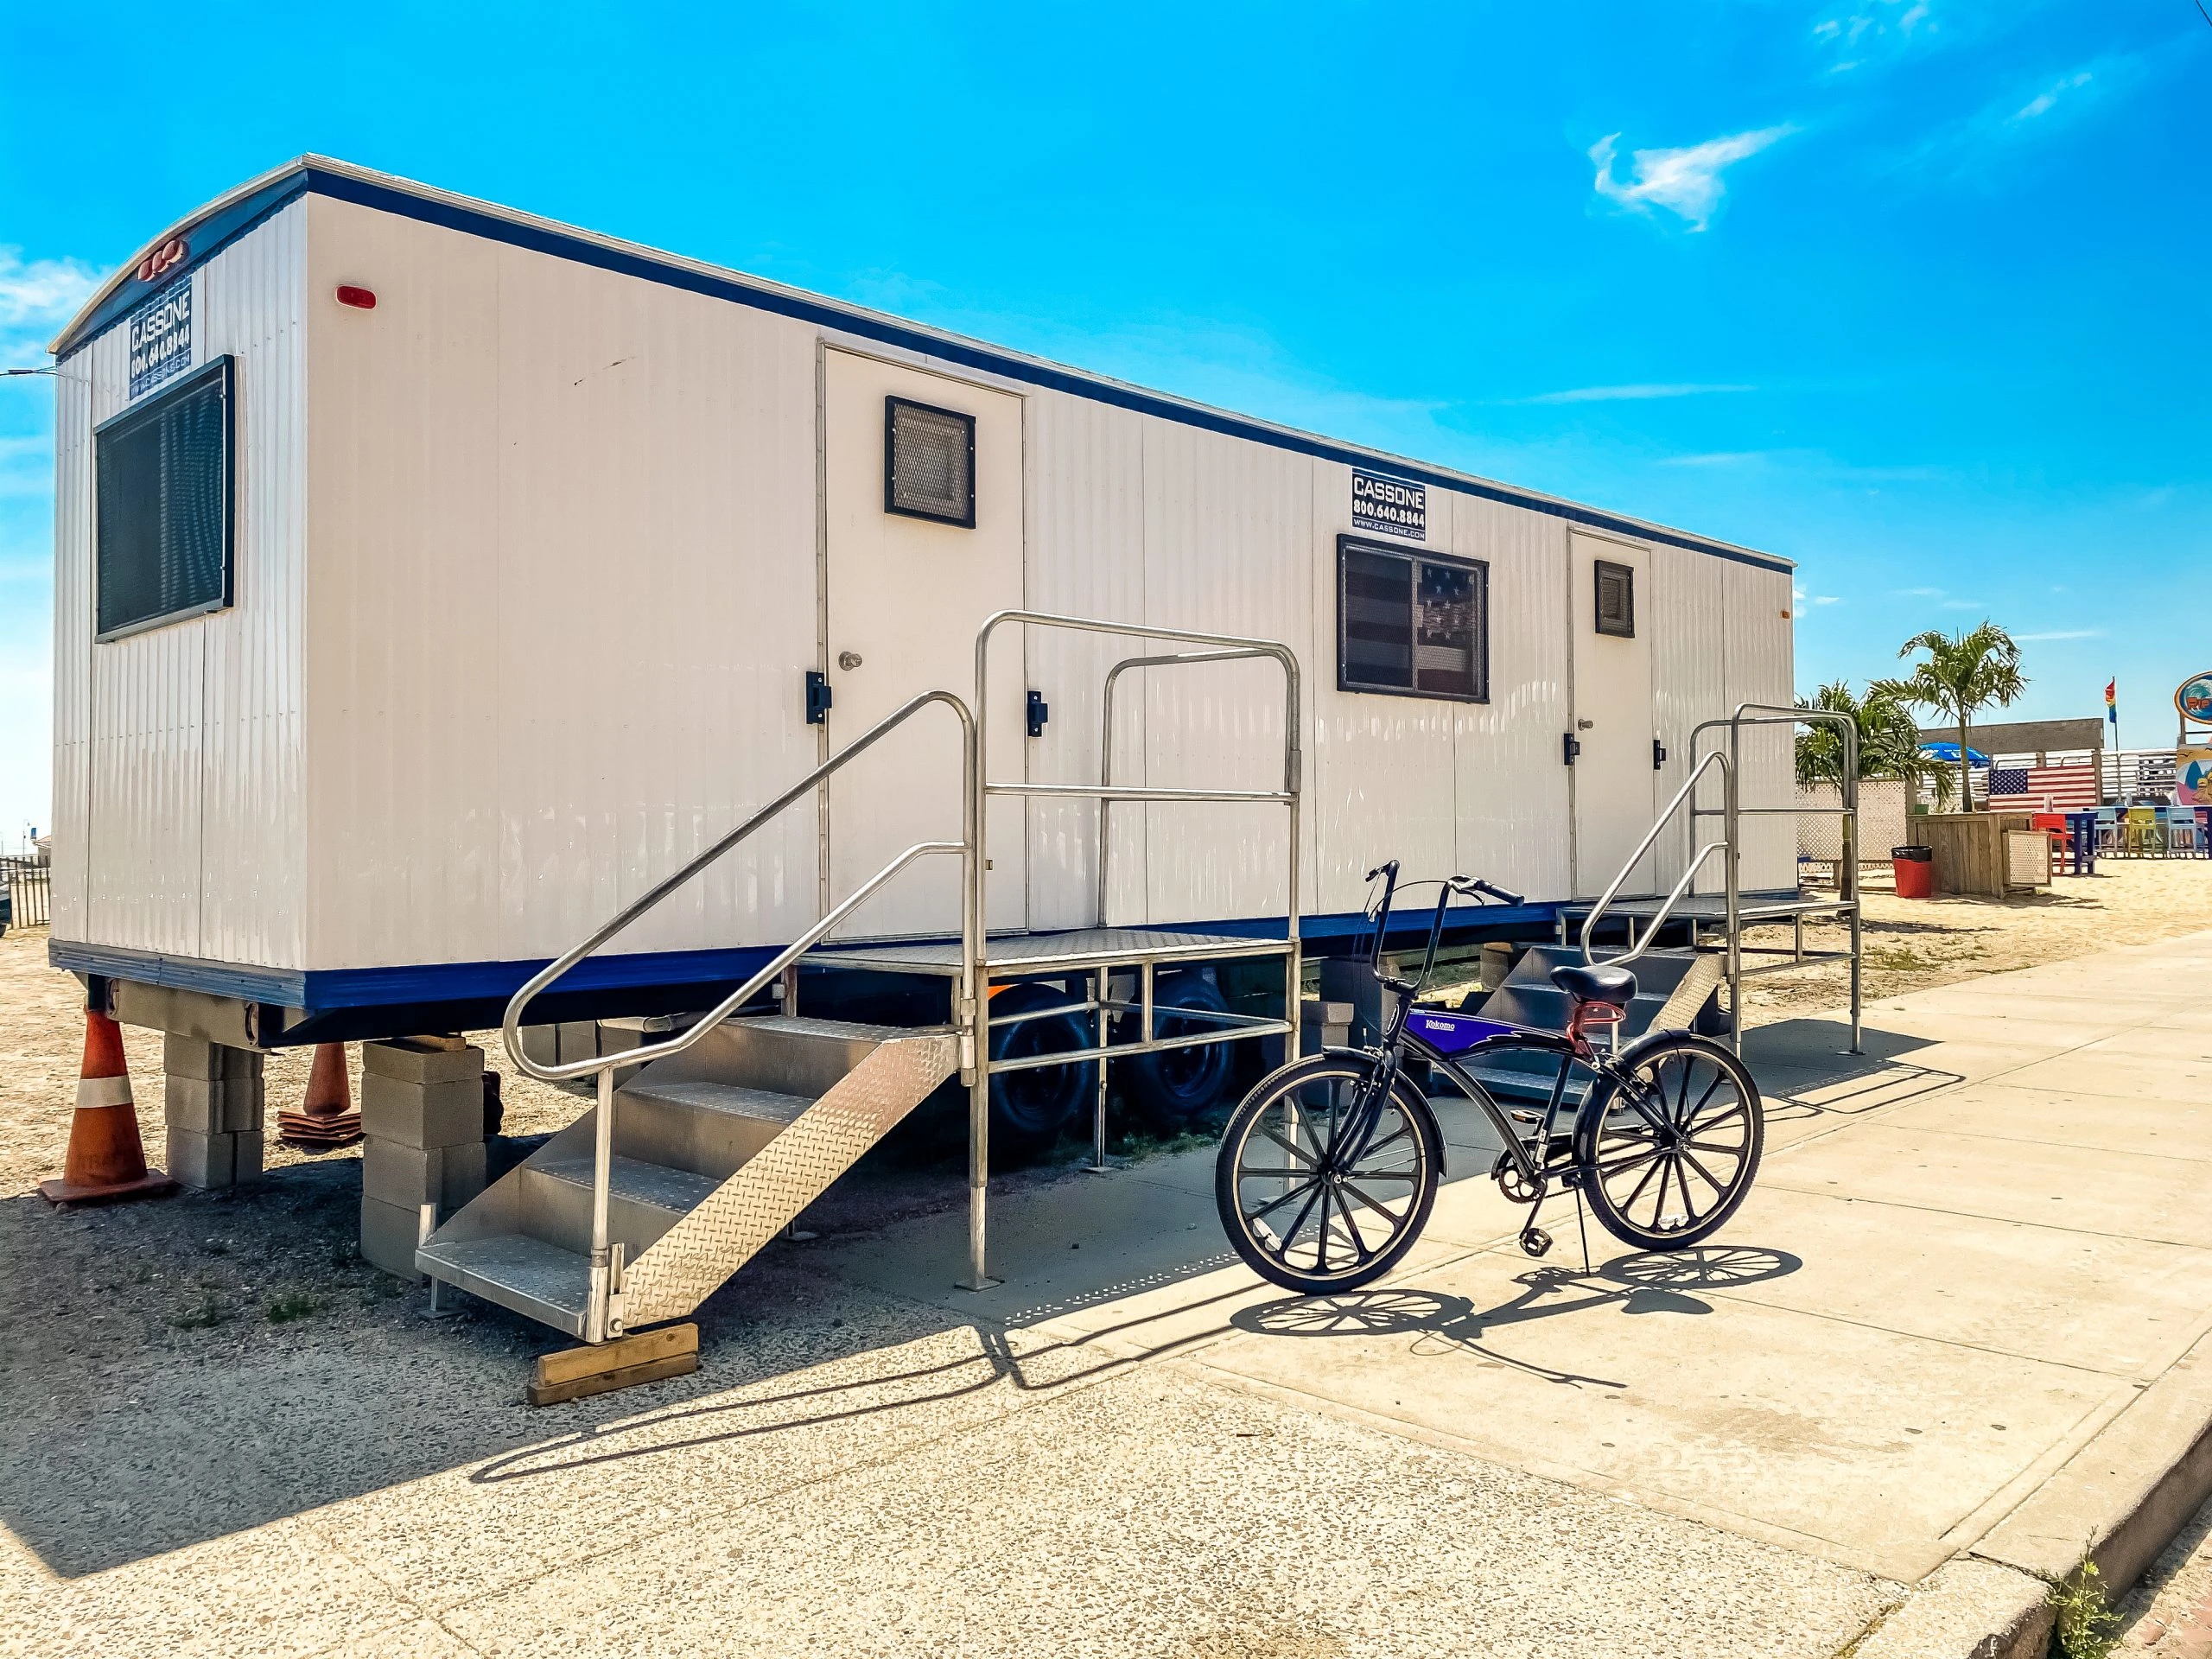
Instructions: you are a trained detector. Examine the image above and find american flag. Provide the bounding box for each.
[1987,765,2100,810]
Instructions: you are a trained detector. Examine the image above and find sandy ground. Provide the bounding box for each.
[1739,857,2212,1022]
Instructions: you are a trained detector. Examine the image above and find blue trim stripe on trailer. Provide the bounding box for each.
[48,902,1561,1013]
[54,160,1789,576]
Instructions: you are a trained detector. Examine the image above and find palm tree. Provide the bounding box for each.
[1794,679,1931,792]
[1877,623,2028,811]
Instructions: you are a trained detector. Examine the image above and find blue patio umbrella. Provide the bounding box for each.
[1919,741,1991,766]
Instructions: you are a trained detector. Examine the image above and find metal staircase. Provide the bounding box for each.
[417,1016,957,1338]
[416,608,1303,1342]
[1562,702,1865,1055]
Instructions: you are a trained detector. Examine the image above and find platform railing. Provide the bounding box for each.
[1579,703,1862,1058]
[967,610,1302,1288]
[499,689,977,1343]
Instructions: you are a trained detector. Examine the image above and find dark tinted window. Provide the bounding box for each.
[1337,537,1487,702]
[885,396,976,526]
[1595,559,1635,638]
[96,357,233,639]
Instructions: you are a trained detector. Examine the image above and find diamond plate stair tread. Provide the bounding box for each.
[416,1233,589,1335]
[735,1014,938,1043]
[534,1154,721,1215]
[619,1079,814,1125]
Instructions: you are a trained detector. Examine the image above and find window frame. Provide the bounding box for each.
[1334,534,1490,704]
[92,353,237,643]
[1593,557,1636,639]
[882,394,977,529]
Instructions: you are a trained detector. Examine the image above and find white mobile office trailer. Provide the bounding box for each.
[48,157,1794,1046]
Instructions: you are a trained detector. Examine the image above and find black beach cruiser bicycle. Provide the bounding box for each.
[1215,861,1765,1294]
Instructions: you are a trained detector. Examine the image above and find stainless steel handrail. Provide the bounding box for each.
[970,610,1302,1291]
[1579,750,1731,963]
[1579,702,1863,1057]
[496,687,977,1342]
[1685,702,1860,1054]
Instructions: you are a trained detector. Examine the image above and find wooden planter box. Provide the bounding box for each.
[1907,812,2046,897]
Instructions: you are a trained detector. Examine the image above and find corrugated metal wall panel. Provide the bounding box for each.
[50,336,93,938]
[198,206,308,968]
[1452,496,1572,904]
[303,198,822,971]
[1651,543,1726,892]
[1139,419,1313,926]
[1308,463,1457,914]
[70,209,309,963]
[1725,562,1797,890]
[1022,389,1148,930]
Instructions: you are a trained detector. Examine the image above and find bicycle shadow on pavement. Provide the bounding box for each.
[1226,1245,1802,1389]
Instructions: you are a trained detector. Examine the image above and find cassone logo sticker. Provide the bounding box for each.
[127,276,193,400]
[1352,467,1426,540]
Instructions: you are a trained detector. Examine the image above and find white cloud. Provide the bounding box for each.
[2012,69,2094,124]
[0,249,99,334]
[2015,629,2105,641]
[1515,383,1754,404]
[1589,126,1796,232]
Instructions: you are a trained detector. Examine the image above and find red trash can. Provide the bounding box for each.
[1892,844,1934,899]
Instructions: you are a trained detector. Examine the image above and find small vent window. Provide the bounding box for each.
[1594,559,1635,639]
[1337,536,1488,702]
[95,356,235,641]
[884,396,976,527]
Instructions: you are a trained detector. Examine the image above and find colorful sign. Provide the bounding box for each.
[2179,749,2212,808]
[2177,673,2212,726]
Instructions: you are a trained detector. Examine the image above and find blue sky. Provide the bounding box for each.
[3,1,2207,844]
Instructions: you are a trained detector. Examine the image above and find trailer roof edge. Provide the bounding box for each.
[51,156,1794,574]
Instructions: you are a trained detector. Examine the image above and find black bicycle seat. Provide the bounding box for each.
[1551,963,1637,1007]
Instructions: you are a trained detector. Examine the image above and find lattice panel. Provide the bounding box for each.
[620,1033,959,1325]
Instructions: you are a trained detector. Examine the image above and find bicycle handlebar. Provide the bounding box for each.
[1361,861,1525,996]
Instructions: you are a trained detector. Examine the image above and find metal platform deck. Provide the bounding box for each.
[804,925,1293,980]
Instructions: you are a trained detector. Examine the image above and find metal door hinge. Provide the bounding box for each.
[805,670,833,725]
[1026,689,1050,738]
[1563,734,1582,766]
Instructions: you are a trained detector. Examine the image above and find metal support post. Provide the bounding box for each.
[1088,968,1111,1173]
[585,1065,614,1341]
[1725,732,1744,1056]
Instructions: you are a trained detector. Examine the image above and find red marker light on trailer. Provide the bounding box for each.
[335,285,377,310]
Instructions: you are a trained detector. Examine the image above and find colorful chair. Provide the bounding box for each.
[2161,805,2200,856]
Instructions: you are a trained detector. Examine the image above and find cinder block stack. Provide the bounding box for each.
[359,1037,487,1278]
[164,1036,264,1188]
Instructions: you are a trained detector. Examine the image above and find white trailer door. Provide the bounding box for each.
[823,349,1026,938]
[1570,532,1659,899]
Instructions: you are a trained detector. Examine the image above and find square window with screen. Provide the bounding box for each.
[884,395,976,527]
[1594,558,1635,639]
[1337,536,1488,702]
[95,356,235,640]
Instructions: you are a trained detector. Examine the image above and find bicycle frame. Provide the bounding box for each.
[1338,861,1643,1196]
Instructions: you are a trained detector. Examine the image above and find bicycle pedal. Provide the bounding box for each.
[1519,1226,1553,1259]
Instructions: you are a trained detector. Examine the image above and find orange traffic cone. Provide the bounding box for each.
[39,1008,176,1205]
[277,1043,361,1148]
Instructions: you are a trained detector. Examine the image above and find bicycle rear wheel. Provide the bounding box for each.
[1214,1054,1440,1294]
[1573,1032,1763,1251]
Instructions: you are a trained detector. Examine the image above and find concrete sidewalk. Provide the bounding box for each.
[6,932,2212,1656]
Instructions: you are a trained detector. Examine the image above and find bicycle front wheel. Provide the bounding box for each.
[1214,1054,1440,1294]
[1573,1032,1764,1251]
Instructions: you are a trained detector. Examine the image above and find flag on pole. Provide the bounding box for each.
[2106,678,2118,728]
